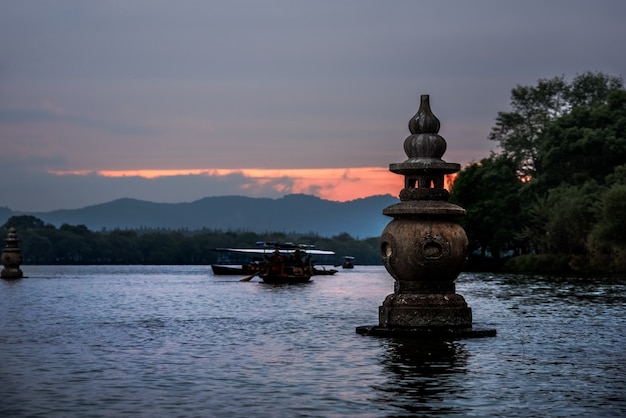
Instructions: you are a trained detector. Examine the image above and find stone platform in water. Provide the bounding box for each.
[356,325,496,339]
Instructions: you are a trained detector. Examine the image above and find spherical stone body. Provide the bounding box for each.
[1,250,23,279]
[380,217,468,284]
[1,250,22,268]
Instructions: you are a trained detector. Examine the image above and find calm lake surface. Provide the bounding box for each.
[1,265,625,417]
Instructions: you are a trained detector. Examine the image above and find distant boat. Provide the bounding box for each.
[341,256,355,269]
[212,242,337,282]
[211,248,262,275]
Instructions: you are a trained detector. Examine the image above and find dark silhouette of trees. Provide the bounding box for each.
[453,71,626,273]
[1,215,382,266]
[4,72,624,273]
[489,71,623,180]
[450,153,524,259]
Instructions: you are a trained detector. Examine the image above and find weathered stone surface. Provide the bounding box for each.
[379,293,472,328]
[356,325,496,338]
[383,199,465,215]
[1,227,24,279]
[357,94,495,339]
[380,218,468,284]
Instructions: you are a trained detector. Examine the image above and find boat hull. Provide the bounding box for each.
[259,274,312,284]
[260,265,312,284]
[212,264,336,276]
[211,264,261,275]
[312,268,338,275]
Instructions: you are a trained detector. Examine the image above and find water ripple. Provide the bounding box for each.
[1,266,624,417]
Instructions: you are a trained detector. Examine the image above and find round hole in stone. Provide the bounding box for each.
[423,241,443,259]
[381,241,392,259]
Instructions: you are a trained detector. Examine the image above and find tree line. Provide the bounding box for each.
[3,71,624,274]
[1,215,381,266]
[450,71,626,274]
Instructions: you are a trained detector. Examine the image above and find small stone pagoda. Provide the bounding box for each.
[357,94,495,338]
[1,227,24,279]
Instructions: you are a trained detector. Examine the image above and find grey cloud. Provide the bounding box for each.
[0,108,156,136]
[0,169,291,212]
[1,0,624,210]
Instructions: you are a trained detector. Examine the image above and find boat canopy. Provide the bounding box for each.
[214,242,335,256]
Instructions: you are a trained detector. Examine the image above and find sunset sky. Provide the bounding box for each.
[2,1,625,212]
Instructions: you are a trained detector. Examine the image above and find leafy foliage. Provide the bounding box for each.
[587,183,626,272]
[453,71,626,273]
[534,90,626,194]
[450,153,523,258]
[4,72,625,274]
[489,71,624,180]
[1,216,382,265]
[540,182,602,255]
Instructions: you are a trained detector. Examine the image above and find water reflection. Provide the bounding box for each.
[3,266,625,417]
[374,338,469,416]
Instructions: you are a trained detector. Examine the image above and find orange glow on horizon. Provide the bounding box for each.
[49,167,458,202]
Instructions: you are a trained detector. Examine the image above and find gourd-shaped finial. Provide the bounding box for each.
[403,95,447,161]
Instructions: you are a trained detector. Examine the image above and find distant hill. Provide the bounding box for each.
[1,194,400,238]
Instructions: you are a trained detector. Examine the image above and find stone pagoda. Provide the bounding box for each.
[357,94,495,338]
[1,227,24,279]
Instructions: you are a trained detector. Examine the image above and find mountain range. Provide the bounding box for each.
[0,194,400,238]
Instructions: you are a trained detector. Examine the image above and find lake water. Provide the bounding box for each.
[1,265,625,417]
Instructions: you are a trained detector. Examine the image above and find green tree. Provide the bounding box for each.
[3,215,53,230]
[450,153,524,259]
[490,72,624,180]
[138,232,185,264]
[489,76,568,178]
[55,230,93,263]
[590,185,626,247]
[568,71,625,107]
[541,182,602,255]
[606,163,626,185]
[101,230,142,264]
[20,233,54,263]
[60,223,92,237]
[532,90,626,194]
[587,164,626,272]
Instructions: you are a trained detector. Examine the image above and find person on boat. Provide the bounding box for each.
[293,249,305,267]
[268,250,285,275]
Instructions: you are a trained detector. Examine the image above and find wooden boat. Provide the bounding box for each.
[212,242,336,281]
[211,262,337,276]
[341,256,355,269]
[259,256,314,284]
[211,247,265,275]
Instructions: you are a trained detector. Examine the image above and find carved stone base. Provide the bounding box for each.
[356,325,496,339]
[1,267,23,279]
[378,293,472,328]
